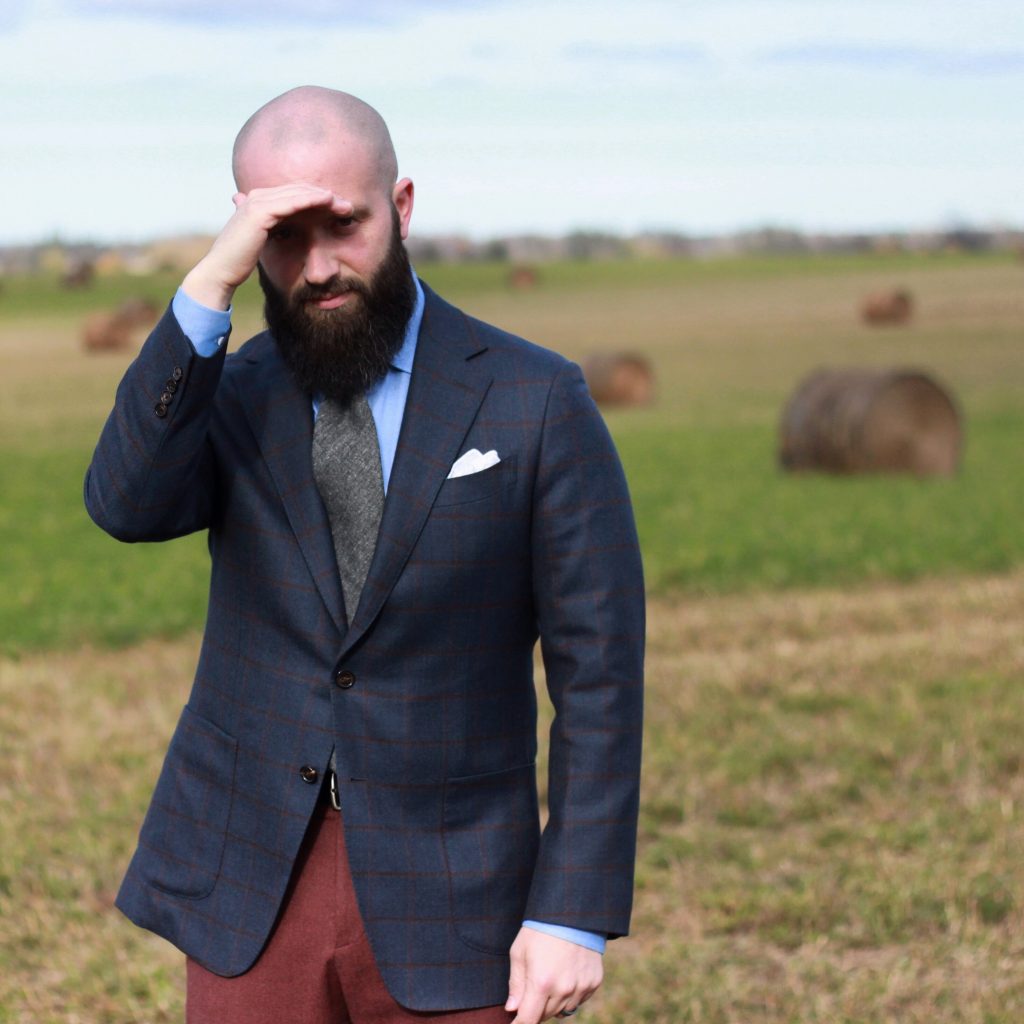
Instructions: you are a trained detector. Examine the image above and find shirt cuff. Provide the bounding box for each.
[172,287,231,357]
[521,920,606,954]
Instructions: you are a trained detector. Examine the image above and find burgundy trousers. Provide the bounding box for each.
[187,793,515,1024]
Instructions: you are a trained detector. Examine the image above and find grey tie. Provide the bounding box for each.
[312,393,385,626]
[312,393,384,783]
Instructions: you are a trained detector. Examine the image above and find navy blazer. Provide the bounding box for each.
[84,284,645,1011]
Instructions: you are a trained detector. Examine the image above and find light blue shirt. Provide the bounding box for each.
[171,277,606,955]
[172,276,424,494]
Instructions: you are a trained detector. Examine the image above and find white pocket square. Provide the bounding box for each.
[447,448,500,479]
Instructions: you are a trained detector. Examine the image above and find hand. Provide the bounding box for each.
[181,184,354,310]
[505,927,603,1023]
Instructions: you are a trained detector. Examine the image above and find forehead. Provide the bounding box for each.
[235,136,380,197]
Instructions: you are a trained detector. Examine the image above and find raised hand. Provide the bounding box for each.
[181,184,354,310]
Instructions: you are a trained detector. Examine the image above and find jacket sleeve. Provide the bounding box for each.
[83,303,230,542]
[524,360,645,939]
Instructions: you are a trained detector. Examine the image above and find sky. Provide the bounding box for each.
[1,0,1021,244]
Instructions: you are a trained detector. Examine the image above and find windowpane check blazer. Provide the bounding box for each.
[84,282,645,1012]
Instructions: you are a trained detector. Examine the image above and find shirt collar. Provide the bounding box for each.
[390,271,424,375]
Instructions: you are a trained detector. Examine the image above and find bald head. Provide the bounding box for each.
[232,86,398,194]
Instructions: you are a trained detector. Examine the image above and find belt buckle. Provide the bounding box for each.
[328,769,341,811]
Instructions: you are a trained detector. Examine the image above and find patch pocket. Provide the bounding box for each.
[434,455,517,508]
[442,762,540,954]
[136,705,237,900]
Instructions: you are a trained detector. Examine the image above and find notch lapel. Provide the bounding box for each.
[238,336,347,636]
[338,286,491,658]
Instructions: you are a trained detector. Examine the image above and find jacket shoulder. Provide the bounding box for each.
[420,281,574,383]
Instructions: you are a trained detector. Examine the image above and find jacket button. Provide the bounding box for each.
[334,669,356,689]
[172,367,184,381]
[160,391,174,405]
[154,403,168,418]
[164,379,178,394]
[299,766,318,784]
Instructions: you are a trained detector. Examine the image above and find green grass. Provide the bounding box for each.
[2,252,1022,653]
[617,410,1024,594]
[1,249,1012,318]
[0,447,209,655]
[3,411,1021,655]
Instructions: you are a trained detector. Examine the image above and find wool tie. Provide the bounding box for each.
[311,393,385,629]
[313,394,384,782]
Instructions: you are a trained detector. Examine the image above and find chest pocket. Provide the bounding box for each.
[433,454,516,508]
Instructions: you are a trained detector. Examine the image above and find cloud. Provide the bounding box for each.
[761,43,1024,76]
[68,0,506,27]
[566,41,710,66]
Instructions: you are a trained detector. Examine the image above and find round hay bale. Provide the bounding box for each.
[81,297,160,353]
[61,262,96,289]
[507,265,541,290]
[779,368,961,477]
[582,353,655,408]
[861,288,913,326]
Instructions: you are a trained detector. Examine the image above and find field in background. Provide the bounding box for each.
[2,252,1022,653]
[2,571,1022,1022]
[2,252,1023,1021]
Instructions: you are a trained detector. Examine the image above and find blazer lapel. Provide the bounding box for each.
[338,285,492,657]
[238,335,347,636]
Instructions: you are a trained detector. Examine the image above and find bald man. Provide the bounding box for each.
[86,87,644,1024]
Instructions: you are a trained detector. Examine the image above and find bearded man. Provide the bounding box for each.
[85,86,644,1024]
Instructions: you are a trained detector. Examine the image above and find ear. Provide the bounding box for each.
[392,177,414,239]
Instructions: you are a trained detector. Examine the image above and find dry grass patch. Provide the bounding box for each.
[2,572,1024,1021]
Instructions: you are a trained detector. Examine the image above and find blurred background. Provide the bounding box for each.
[1,1,1022,1021]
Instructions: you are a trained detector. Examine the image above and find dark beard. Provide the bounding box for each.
[260,219,416,407]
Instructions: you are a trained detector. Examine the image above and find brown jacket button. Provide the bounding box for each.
[154,403,168,418]
[160,391,174,405]
[172,367,184,381]
[334,669,356,689]
[299,766,318,784]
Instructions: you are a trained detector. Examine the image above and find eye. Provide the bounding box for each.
[267,224,296,243]
[330,215,356,233]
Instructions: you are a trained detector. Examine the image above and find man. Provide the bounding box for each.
[85,86,644,1024]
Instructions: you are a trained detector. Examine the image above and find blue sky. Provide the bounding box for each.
[1,0,1021,244]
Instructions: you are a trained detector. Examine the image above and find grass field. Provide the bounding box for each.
[2,572,1022,1022]
[1,252,1023,1021]
[2,252,1022,653]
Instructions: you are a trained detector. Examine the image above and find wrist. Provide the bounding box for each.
[182,259,237,312]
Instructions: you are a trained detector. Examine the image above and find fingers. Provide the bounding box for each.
[506,929,602,1024]
[233,183,354,228]
[506,940,526,1013]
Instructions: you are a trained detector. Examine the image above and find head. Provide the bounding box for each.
[233,86,416,404]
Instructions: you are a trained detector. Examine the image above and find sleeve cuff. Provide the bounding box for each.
[521,920,606,954]
[172,287,232,357]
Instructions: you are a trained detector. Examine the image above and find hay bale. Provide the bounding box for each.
[582,353,655,408]
[60,262,96,289]
[507,265,541,290]
[861,288,913,326]
[779,367,961,477]
[82,297,160,353]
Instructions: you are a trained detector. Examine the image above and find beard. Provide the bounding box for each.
[260,215,416,407]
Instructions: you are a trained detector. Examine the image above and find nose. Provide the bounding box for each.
[302,237,338,286]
